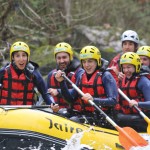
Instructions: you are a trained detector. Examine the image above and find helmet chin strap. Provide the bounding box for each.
[12,61,19,70]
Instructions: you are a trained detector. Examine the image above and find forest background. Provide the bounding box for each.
[0,0,150,76]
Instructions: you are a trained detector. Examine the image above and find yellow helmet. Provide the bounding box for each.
[79,46,101,67]
[120,52,141,73]
[137,46,150,58]
[10,41,30,61]
[54,42,73,60]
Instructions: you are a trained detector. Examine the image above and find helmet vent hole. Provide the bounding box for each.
[24,45,27,48]
[131,53,134,57]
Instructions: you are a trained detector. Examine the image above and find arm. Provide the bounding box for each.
[59,80,78,104]
[93,71,118,106]
[57,67,84,95]
[55,70,79,104]
[47,70,62,97]
[137,76,150,110]
[0,67,5,85]
[60,68,84,103]
[33,69,55,105]
[50,67,84,97]
[47,71,53,88]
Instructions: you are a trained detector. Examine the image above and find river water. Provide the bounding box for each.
[13,132,150,150]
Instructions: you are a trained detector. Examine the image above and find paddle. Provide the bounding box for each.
[118,88,150,134]
[0,105,50,109]
[62,74,148,150]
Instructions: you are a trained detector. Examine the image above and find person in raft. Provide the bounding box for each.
[116,52,150,132]
[0,41,59,112]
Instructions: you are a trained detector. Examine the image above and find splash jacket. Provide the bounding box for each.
[0,62,54,105]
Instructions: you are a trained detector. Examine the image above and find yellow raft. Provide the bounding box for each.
[0,107,124,150]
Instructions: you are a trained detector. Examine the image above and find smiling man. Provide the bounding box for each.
[47,42,84,111]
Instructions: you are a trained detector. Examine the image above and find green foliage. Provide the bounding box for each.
[1,0,150,73]
[2,0,150,43]
[30,44,55,66]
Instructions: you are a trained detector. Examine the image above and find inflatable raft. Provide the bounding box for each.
[0,107,133,150]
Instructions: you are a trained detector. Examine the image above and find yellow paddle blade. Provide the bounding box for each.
[145,116,150,134]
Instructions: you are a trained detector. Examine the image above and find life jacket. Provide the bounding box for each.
[146,74,150,80]
[49,69,77,109]
[119,76,145,114]
[0,65,35,105]
[73,70,107,112]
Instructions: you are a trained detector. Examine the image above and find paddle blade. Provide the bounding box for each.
[147,125,150,135]
[145,116,150,134]
[116,126,148,150]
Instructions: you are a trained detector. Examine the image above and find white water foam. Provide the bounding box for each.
[130,134,150,150]
[61,127,94,150]
[61,126,114,150]
[130,145,150,150]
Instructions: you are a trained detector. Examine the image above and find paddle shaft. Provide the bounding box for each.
[0,105,50,109]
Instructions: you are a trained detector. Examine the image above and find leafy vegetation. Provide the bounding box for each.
[0,0,150,74]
